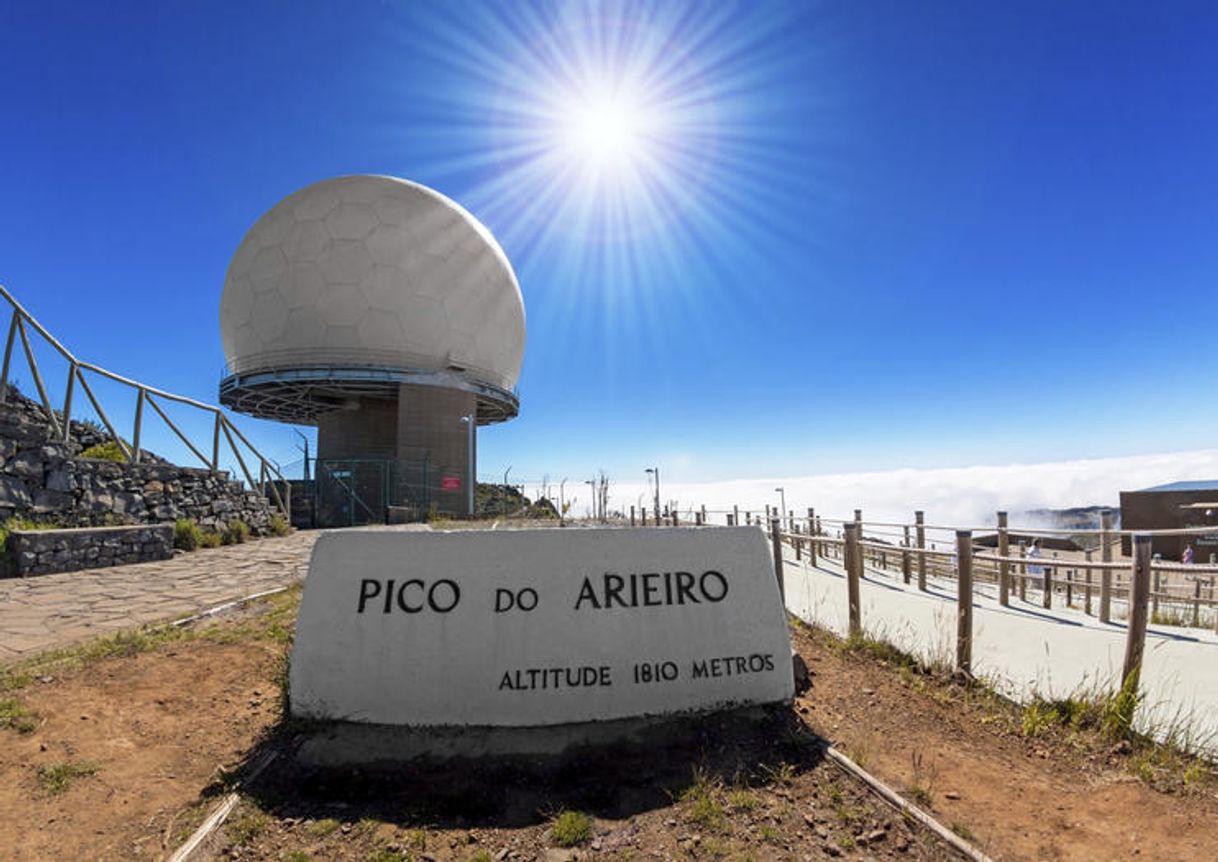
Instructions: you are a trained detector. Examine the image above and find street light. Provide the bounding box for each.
[775,486,787,528]
[459,414,475,516]
[645,467,660,523]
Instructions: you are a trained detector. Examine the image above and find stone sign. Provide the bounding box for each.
[290,527,794,727]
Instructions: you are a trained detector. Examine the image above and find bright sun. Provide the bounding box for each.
[562,90,647,166]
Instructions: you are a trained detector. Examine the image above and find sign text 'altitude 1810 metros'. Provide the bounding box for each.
[289,527,795,727]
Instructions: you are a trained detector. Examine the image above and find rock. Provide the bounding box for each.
[944,791,960,800]
[46,463,76,492]
[0,475,31,507]
[8,449,44,479]
[792,651,811,694]
[542,850,579,862]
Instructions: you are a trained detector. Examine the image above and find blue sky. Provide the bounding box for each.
[2,1,1217,497]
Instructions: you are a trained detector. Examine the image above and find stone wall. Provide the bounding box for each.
[0,385,277,536]
[10,524,173,576]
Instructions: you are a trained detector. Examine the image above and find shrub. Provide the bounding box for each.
[173,519,204,551]
[221,519,251,546]
[79,441,127,462]
[268,514,290,537]
[198,531,222,548]
[550,810,592,847]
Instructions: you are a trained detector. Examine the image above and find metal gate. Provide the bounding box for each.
[313,458,432,527]
[315,459,394,527]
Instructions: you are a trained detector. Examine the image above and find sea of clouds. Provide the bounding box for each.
[608,448,1218,530]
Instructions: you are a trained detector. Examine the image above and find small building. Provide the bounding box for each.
[972,533,1083,553]
[1118,481,1218,561]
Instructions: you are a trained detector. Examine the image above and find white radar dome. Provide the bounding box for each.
[219,175,525,393]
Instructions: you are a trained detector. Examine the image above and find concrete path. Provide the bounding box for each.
[782,547,1218,752]
[0,531,318,662]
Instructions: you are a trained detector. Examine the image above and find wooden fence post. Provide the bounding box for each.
[630,505,636,526]
[1121,535,1152,700]
[844,522,862,639]
[1018,541,1027,601]
[956,530,973,678]
[1192,578,1202,628]
[915,511,926,591]
[853,509,864,566]
[695,510,703,526]
[733,504,739,527]
[1151,557,1161,618]
[902,525,912,584]
[1084,549,1093,616]
[1100,511,1114,623]
[726,513,735,526]
[997,511,1010,607]
[807,507,817,566]
[770,517,785,604]
[1043,553,1055,609]
[794,524,802,561]
[1066,567,1074,607]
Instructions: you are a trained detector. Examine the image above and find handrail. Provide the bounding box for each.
[0,283,289,518]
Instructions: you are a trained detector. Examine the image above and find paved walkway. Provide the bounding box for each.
[0,531,318,662]
[781,547,1218,752]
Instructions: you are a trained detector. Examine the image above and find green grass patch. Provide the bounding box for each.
[268,514,291,537]
[306,818,341,838]
[365,849,410,862]
[226,807,270,846]
[550,809,592,847]
[37,760,98,795]
[726,788,760,811]
[950,821,976,841]
[0,697,37,733]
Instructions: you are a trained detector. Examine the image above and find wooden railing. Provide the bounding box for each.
[0,284,289,517]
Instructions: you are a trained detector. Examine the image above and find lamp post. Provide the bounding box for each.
[459,414,475,516]
[646,467,661,523]
[775,486,787,529]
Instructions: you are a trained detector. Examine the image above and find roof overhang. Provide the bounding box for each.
[219,365,519,426]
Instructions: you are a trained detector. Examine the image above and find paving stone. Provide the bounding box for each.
[0,531,318,658]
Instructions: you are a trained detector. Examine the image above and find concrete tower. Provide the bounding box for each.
[218,175,525,522]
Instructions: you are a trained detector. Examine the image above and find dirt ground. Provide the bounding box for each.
[791,624,1218,861]
[0,591,1215,861]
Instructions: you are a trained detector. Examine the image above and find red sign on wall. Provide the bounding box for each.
[441,476,461,491]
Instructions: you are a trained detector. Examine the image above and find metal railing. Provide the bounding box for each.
[0,284,289,517]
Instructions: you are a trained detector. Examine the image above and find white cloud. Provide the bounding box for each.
[611,449,1218,529]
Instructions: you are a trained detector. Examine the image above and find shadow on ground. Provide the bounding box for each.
[236,706,827,830]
